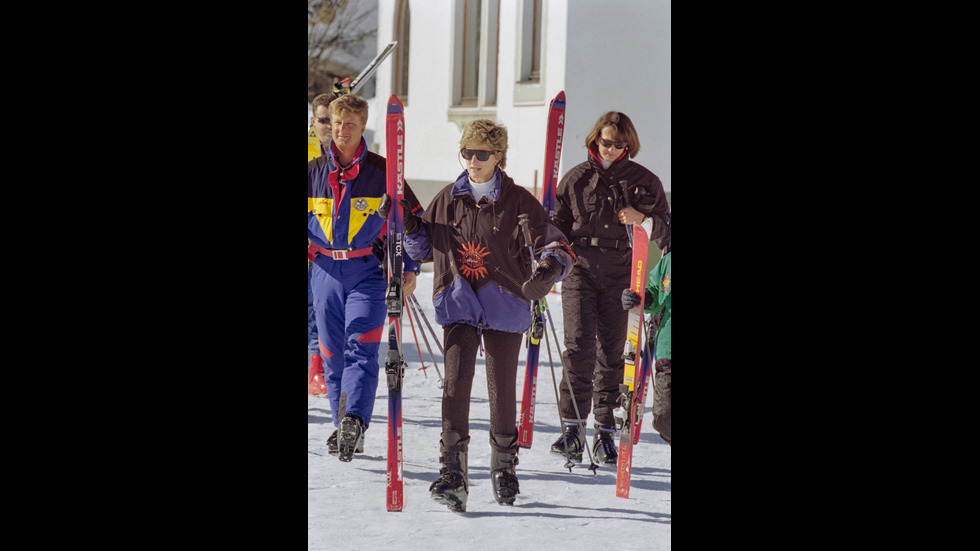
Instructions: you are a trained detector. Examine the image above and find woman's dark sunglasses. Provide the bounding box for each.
[460,149,496,161]
[598,138,628,150]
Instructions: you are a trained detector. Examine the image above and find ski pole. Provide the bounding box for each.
[407,294,445,388]
[404,296,428,378]
[518,214,598,474]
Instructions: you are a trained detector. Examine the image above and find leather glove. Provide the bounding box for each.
[622,288,653,310]
[621,289,642,310]
[378,195,422,235]
[522,256,562,301]
[371,237,385,263]
[400,199,422,235]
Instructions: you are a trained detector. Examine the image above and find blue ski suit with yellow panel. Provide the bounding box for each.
[308,138,421,430]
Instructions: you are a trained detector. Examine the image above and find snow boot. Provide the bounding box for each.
[327,429,364,455]
[549,423,584,463]
[489,433,520,505]
[592,425,618,464]
[307,354,327,396]
[338,413,365,462]
[429,430,469,512]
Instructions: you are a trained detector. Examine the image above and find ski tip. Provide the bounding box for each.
[386,94,404,112]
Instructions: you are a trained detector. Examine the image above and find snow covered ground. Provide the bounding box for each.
[308,271,671,550]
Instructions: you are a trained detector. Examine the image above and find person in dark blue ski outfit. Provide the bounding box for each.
[399,119,575,512]
[308,94,423,462]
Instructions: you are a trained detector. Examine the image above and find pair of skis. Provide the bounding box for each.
[384,95,406,512]
[517,91,565,449]
[615,218,654,498]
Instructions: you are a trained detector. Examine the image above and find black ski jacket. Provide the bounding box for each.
[404,169,573,334]
[552,148,670,251]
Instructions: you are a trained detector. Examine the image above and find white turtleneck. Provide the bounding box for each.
[469,177,495,203]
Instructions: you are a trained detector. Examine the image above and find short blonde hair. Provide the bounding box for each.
[329,94,369,126]
[459,119,508,169]
[585,111,641,158]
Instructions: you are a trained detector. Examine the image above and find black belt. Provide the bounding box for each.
[574,236,630,250]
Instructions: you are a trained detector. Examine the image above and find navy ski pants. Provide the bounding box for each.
[310,255,387,430]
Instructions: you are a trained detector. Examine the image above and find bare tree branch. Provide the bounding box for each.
[308,0,378,100]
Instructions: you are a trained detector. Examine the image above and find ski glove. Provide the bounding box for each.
[371,237,385,263]
[377,195,422,235]
[622,288,654,310]
[399,199,422,235]
[522,256,562,301]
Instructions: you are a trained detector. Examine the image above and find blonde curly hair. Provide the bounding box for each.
[459,119,508,169]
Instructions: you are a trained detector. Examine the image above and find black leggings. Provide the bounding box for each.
[440,323,522,440]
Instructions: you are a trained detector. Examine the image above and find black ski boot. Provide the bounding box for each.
[549,423,584,463]
[338,413,365,462]
[592,425,618,464]
[490,433,520,505]
[430,431,469,512]
[327,428,364,455]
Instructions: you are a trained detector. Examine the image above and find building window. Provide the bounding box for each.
[514,0,545,104]
[451,0,499,121]
[393,0,410,102]
[518,0,542,82]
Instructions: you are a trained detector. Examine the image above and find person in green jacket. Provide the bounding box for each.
[622,241,670,446]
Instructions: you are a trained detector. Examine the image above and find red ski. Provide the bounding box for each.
[616,218,653,498]
[385,94,406,511]
[517,91,566,449]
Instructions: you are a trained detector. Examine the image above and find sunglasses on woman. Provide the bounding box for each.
[598,138,628,150]
[460,149,497,161]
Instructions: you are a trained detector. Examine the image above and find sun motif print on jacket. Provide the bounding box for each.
[457,240,490,281]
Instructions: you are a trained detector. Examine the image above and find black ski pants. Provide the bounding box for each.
[559,245,632,429]
[440,323,522,441]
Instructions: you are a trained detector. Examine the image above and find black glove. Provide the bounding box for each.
[522,256,562,301]
[621,289,641,310]
[622,288,653,310]
[379,196,422,235]
[400,199,422,235]
[371,237,385,263]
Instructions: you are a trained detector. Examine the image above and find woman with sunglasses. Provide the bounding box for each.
[550,111,670,466]
[399,119,574,511]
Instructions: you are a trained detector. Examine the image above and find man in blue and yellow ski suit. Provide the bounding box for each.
[308,94,422,460]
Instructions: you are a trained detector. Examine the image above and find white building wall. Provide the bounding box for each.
[564,0,671,193]
[372,0,670,207]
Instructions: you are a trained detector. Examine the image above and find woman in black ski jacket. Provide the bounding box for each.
[401,119,574,512]
[550,111,669,465]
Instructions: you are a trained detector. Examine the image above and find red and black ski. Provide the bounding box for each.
[384,94,406,512]
[517,91,566,449]
[616,218,653,498]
